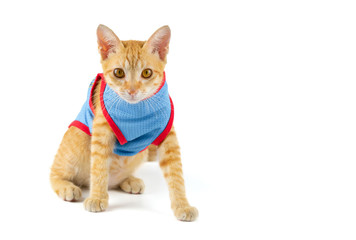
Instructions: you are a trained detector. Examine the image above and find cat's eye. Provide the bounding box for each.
[141,68,153,78]
[113,68,125,78]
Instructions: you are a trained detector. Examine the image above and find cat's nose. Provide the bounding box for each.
[128,89,137,96]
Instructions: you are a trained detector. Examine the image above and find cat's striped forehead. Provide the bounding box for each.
[121,40,146,69]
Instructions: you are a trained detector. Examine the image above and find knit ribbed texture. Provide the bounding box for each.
[73,77,172,156]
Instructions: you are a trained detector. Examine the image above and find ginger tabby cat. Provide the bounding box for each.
[50,25,198,221]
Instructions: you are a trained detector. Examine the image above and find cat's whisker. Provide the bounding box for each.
[147,97,170,121]
[107,96,121,113]
[145,98,161,120]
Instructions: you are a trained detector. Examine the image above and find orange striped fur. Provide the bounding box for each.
[50,25,198,221]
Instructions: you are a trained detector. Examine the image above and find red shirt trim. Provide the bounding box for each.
[69,120,91,136]
[143,72,166,100]
[99,75,128,145]
[152,96,174,145]
[89,74,102,113]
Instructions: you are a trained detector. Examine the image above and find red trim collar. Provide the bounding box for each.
[152,96,174,145]
[89,74,102,113]
[99,74,128,145]
[143,72,166,100]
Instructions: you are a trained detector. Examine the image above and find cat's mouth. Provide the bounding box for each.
[125,96,141,104]
[114,88,147,104]
[120,93,143,104]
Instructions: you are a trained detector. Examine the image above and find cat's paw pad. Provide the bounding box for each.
[174,206,199,222]
[57,185,82,202]
[84,197,108,212]
[119,177,145,194]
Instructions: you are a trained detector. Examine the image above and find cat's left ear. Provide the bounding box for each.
[97,24,124,60]
[143,25,171,61]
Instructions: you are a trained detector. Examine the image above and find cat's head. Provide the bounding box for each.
[97,24,171,104]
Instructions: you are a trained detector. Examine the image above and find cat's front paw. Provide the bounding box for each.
[173,206,199,222]
[119,176,145,194]
[84,197,108,212]
[56,184,82,202]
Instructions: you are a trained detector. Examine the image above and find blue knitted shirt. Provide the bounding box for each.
[69,73,174,156]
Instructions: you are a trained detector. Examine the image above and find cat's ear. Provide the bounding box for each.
[97,24,123,60]
[143,25,171,61]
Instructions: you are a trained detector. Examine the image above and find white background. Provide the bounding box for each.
[0,0,355,239]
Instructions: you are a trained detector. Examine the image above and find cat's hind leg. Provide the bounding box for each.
[50,127,91,201]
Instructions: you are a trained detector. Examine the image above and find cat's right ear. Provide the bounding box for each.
[143,25,171,61]
[97,24,123,60]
